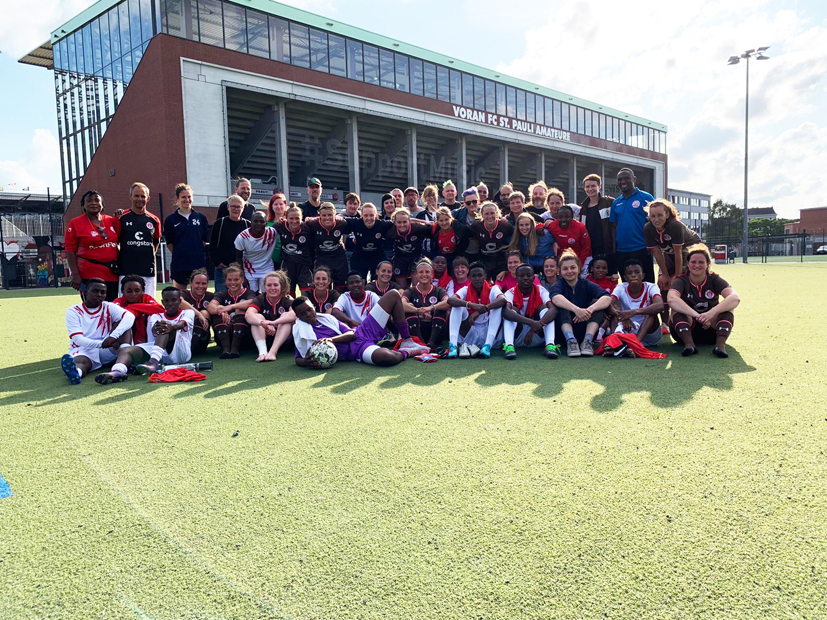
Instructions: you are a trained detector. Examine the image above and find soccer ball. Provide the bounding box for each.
[307,340,338,369]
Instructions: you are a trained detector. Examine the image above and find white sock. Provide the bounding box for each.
[486,307,502,346]
[77,367,84,378]
[255,339,268,355]
[448,306,466,344]
[543,320,555,345]
[598,327,606,339]
[503,320,516,346]
[150,346,164,361]
[112,363,128,376]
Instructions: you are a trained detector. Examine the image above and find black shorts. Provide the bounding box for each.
[281,260,313,293]
[315,257,349,288]
[172,269,195,286]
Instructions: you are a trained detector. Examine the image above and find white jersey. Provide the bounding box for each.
[503,285,551,317]
[65,301,130,349]
[333,290,380,324]
[234,227,277,278]
[454,284,503,328]
[611,282,662,322]
[147,309,194,347]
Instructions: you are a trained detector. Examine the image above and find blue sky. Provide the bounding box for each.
[1,0,826,219]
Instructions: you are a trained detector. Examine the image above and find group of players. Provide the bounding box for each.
[62,169,741,383]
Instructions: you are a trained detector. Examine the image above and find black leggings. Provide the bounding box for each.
[281,260,313,294]
[557,308,605,343]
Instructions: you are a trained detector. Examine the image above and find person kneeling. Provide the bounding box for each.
[446,262,506,359]
[501,264,560,360]
[291,290,415,367]
[667,243,740,358]
[550,249,612,357]
[133,288,196,374]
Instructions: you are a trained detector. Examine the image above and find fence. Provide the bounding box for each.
[704,233,825,263]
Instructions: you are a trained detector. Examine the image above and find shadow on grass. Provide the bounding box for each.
[0,342,756,413]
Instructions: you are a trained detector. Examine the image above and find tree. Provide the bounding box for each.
[708,199,742,240]
[747,217,796,237]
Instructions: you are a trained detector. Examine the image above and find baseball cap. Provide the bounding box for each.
[404,186,419,195]
[307,177,322,187]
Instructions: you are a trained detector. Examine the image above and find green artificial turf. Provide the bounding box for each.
[1,264,825,619]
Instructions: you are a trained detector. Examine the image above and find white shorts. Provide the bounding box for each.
[68,346,118,371]
[615,320,662,347]
[247,276,265,294]
[137,339,192,365]
[119,275,156,298]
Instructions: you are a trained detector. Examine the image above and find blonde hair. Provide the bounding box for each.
[224,262,244,278]
[318,202,336,213]
[648,198,680,222]
[558,248,581,270]
[480,201,501,218]
[547,187,565,203]
[262,270,292,298]
[508,213,539,256]
[422,184,439,205]
[226,194,245,206]
[129,182,149,196]
[392,207,411,223]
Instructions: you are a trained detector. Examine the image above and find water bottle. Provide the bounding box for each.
[161,361,214,372]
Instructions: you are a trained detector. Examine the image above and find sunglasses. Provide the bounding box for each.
[95,226,109,240]
[464,200,478,206]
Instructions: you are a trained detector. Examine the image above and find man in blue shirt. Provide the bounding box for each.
[610,168,655,283]
[163,183,210,290]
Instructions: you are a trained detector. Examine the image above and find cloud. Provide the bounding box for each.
[0,129,61,193]
[493,0,827,218]
[0,0,94,57]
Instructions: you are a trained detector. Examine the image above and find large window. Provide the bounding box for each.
[346,39,363,81]
[379,49,394,88]
[496,83,506,116]
[309,28,328,72]
[449,69,461,104]
[394,53,409,92]
[247,9,269,58]
[329,34,346,77]
[423,62,436,98]
[410,58,423,96]
[363,45,379,85]
[198,0,223,47]
[485,79,495,113]
[506,87,516,117]
[269,16,289,63]
[289,23,309,68]
[224,2,247,53]
[462,73,473,107]
[437,66,449,102]
[474,76,484,110]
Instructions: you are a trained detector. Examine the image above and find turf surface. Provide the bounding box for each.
[1,263,826,619]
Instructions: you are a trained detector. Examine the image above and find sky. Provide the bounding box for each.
[1,0,825,219]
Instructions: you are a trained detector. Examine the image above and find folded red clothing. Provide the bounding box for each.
[595,333,668,359]
[148,368,207,382]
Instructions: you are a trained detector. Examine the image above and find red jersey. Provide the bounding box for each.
[114,294,164,344]
[587,275,616,294]
[546,219,592,266]
[65,214,121,281]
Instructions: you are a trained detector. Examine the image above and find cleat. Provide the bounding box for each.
[713,348,729,359]
[61,354,81,384]
[566,341,581,357]
[447,343,458,358]
[612,344,629,358]
[467,344,480,358]
[479,344,492,358]
[459,343,471,358]
[545,343,561,359]
[136,361,160,375]
[126,364,142,376]
[94,372,127,385]
[580,340,594,357]
[503,344,517,360]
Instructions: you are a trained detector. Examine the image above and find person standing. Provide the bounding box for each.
[164,183,209,291]
[440,180,461,210]
[299,178,323,219]
[215,178,256,220]
[209,195,250,292]
[610,168,655,283]
[234,211,278,293]
[579,174,615,269]
[119,182,161,297]
[65,190,121,301]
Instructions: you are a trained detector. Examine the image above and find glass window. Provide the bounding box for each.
[423,62,436,98]
[122,52,133,81]
[553,100,561,129]
[410,58,423,96]
[309,29,328,72]
[575,107,583,134]
[224,2,247,53]
[113,53,123,80]
[269,17,289,63]
[162,0,182,37]
[462,73,473,107]
[394,53,409,92]
[571,106,579,132]
[449,69,462,104]
[561,103,569,130]
[584,110,591,136]
[188,0,199,41]
[516,90,525,120]
[132,45,143,73]
[485,80,495,113]
[68,34,77,73]
[197,0,223,47]
[506,87,516,117]
[363,45,379,85]
[534,95,544,125]
[329,35,346,76]
[290,23,310,68]
[379,49,394,88]
[54,38,63,71]
[100,16,111,67]
[437,65,449,102]
[129,0,142,48]
[109,6,122,59]
[474,76,484,110]
[496,83,505,116]
[346,39,363,81]
[246,9,268,58]
[526,92,535,123]
[140,0,153,42]
[83,25,93,75]
[91,20,102,74]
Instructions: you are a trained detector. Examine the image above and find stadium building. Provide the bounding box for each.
[20,0,667,224]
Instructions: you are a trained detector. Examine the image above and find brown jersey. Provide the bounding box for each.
[670,273,730,313]
[249,294,293,321]
[182,290,214,312]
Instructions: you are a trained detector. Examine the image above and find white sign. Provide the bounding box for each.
[451,106,572,142]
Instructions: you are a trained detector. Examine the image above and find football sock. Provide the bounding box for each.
[112,363,128,376]
[396,321,411,339]
[564,329,576,342]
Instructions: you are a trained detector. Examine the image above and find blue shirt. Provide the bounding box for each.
[163,209,209,271]
[521,232,556,269]
[609,188,653,252]
[549,278,609,308]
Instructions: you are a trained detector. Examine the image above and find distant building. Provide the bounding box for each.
[667,188,711,235]
[785,207,827,235]
[746,207,777,221]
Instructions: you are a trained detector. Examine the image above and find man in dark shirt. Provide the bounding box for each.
[215,178,256,221]
[163,183,210,290]
[299,177,323,219]
[579,173,615,270]
[119,182,161,296]
[208,195,250,292]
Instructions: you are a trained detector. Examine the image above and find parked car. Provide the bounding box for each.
[816,246,827,255]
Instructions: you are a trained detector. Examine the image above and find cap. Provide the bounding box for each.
[404,186,419,195]
[307,177,322,187]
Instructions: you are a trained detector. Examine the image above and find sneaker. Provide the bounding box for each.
[219,351,231,359]
[713,348,729,359]
[136,360,161,375]
[459,343,471,358]
[479,344,492,358]
[467,344,481,358]
[60,354,81,385]
[580,340,595,357]
[545,343,561,359]
[612,343,629,358]
[661,324,670,336]
[682,346,699,357]
[447,343,459,358]
[94,371,128,385]
[566,341,581,357]
[503,344,517,360]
